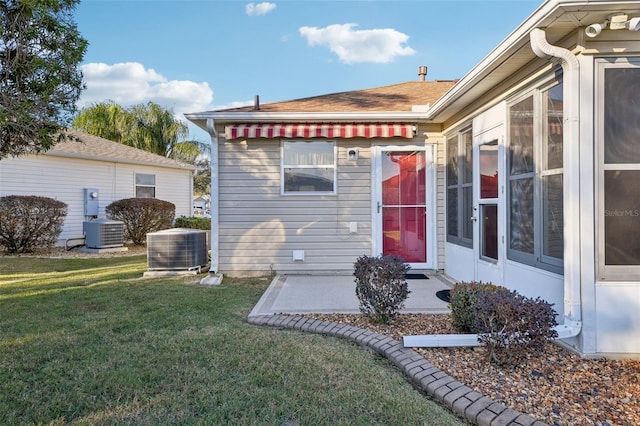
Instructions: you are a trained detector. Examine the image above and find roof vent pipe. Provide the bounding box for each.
[418,65,427,81]
[254,95,260,111]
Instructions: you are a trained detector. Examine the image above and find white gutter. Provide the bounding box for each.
[184,111,429,125]
[199,118,223,286]
[404,27,583,348]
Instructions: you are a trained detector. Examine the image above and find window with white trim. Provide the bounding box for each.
[282,141,336,194]
[597,58,640,280]
[135,173,156,198]
[507,78,563,274]
[446,127,473,248]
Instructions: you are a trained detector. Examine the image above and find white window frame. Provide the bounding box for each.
[596,57,640,281]
[135,173,156,198]
[506,75,564,275]
[446,126,473,248]
[281,140,337,195]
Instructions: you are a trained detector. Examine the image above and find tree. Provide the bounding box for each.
[193,157,211,196]
[129,102,188,157]
[70,100,131,143]
[0,0,87,159]
[74,101,208,160]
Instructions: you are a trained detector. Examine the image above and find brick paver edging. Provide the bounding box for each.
[247,314,550,426]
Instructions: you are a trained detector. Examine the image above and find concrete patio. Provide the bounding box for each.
[248,273,453,317]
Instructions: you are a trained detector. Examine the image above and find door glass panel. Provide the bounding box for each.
[604,170,640,265]
[604,68,640,164]
[481,204,498,261]
[382,151,425,205]
[382,206,426,263]
[382,150,427,263]
[510,178,534,254]
[480,141,498,198]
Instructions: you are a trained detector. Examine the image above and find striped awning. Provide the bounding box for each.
[224,123,415,139]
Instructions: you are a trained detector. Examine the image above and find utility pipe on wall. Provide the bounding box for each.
[199,118,223,285]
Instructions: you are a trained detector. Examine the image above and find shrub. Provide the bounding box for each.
[449,281,505,333]
[0,195,67,253]
[354,255,410,324]
[106,198,175,245]
[474,288,558,366]
[174,216,210,230]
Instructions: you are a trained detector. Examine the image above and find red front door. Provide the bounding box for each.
[381,150,427,263]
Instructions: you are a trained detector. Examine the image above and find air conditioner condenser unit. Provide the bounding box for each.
[146,228,208,271]
[83,218,125,249]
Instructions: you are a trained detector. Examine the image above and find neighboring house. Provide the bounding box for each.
[193,195,211,215]
[186,0,640,357]
[0,130,195,246]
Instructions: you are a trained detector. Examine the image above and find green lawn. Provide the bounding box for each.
[0,255,464,425]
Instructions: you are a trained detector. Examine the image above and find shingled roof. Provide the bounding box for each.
[218,80,457,113]
[44,130,194,170]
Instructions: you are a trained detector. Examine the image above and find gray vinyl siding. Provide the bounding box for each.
[218,138,372,274]
[0,154,192,245]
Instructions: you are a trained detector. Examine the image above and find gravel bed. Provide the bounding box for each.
[304,313,640,426]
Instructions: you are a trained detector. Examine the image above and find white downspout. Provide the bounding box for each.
[530,28,582,338]
[200,118,223,285]
[404,28,582,348]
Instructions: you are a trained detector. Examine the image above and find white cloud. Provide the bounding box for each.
[79,62,215,120]
[299,23,415,64]
[78,62,218,141]
[245,2,276,16]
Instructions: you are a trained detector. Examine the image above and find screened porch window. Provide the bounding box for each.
[446,127,473,248]
[282,141,336,194]
[507,80,563,274]
[598,59,640,279]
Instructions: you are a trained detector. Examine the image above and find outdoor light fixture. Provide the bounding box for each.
[585,13,640,37]
[627,17,640,31]
[412,125,418,135]
[585,19,609,37]
[347,148,359,161]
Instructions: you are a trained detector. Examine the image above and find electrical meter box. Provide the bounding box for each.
[83,188,99,216]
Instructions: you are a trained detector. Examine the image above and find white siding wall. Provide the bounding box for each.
[218,138,372,275]
[595,283,640,354]
[0,154,192,246]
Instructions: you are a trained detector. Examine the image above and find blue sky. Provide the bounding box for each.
[74,0,541,141]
